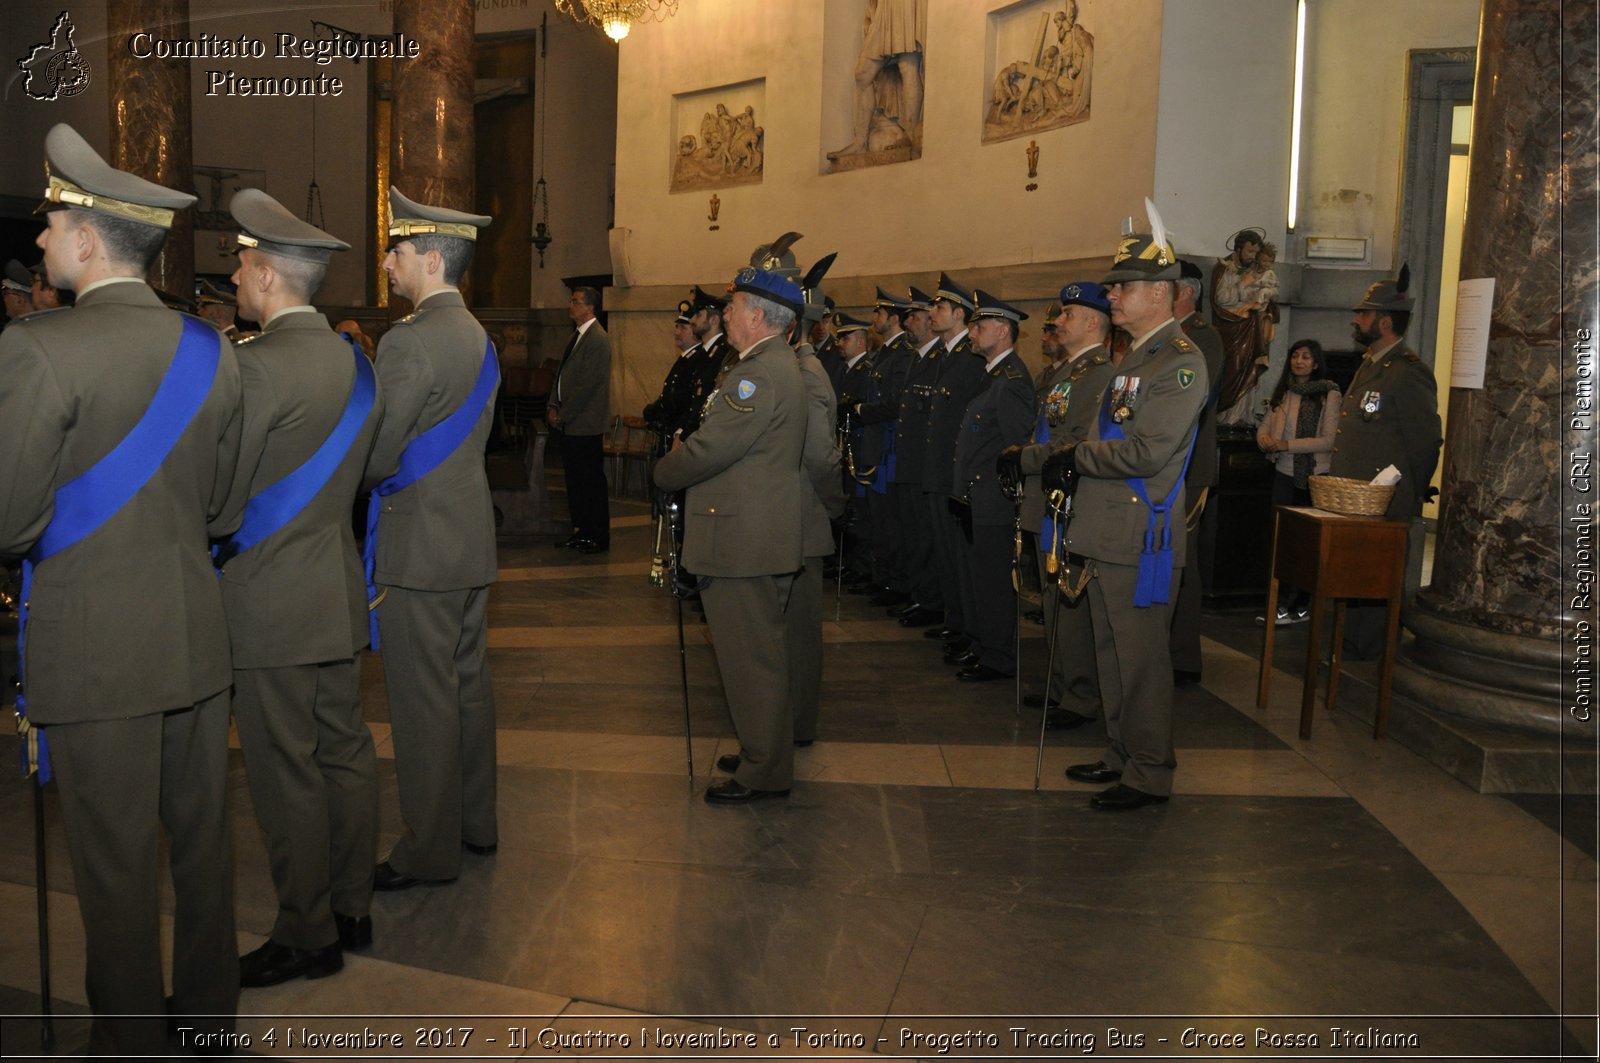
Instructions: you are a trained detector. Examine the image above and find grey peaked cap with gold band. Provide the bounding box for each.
[38,122,196,229]
[230,188,350,264]
[388,185,491,241]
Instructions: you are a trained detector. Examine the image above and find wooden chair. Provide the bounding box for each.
[603,415,658,497]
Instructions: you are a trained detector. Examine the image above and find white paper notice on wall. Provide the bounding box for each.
[1449,277,1495,389]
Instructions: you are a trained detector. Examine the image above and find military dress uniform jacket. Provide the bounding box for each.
[1018,349,1115,532]
[550,320,611,436]
[893,341,940,485]
[220,311,385,668]
[856,331,915,462]
[680,334,730,438]
[953,350,1034,526]
[1328,342,1442,520]
[653,334,807,577]
[0,281,242,722]
[1069,320,1208,568]
[646,342,700,435]
[366,289,498,591]
[922,332,987,496]
[798,351,847,556]
[1179,312,1226,489]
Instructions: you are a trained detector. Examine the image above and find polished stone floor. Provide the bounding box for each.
[0,485,1595,1060]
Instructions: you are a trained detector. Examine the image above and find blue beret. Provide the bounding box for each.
[731,266,804,316]
[1057,280,1111,315]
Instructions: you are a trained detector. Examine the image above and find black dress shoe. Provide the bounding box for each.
[576,541,609,555]
[941,637,972,658]
[924,626,957,640]
[947,650,980,667]
[1046,708,1094,730]
[1065,761,1122,784]
[888,601,919,618]
[704,779,789,804]
[716,753,741,774]
[1089,783,1169,811]
[956,664,1009,682]
[1022,693,1060,710]
[463,840,498,855]
[1173,668,1202,686]
[899,606,944,627]
[372,860,455,892]
[556,533,586,549]
[239,939,343,988]
[333,912,373,951]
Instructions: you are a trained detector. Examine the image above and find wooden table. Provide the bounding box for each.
[1255,506,1408,739]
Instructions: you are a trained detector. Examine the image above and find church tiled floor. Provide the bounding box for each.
[0,494,1593,1059]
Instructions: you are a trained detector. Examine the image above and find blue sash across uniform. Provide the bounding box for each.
[1096,389,1197,609]
[17,315,223,782]
[363,339,498,649]
[215,335,376,564]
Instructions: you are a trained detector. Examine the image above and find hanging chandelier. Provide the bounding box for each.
[552,0,678,42]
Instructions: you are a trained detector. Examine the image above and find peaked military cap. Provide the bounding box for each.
[1058,280,1111,315]
[874,286,912,312]
[832,311,870,335]
[689,284,727,313]
[1355,263,1415,312]
[2,260,31,293]
[971,289,1028,323]
[195,279,236,307]
[388,185,491,242]
[907,286,933,311]
[730,265,804,316]
[230,188,350,264]
[674,298,695,326]
[39,123,196,229]
[1040,304,1061,332]
[932,272,974,312]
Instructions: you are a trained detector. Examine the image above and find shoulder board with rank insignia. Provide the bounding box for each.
[1173,336,1194,353]
[233,332,264,347]
[1401,351,1421,362]
[393,311,420,326]
[1003,365,1023,379]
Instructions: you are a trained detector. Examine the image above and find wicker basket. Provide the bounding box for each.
[1308,475,1395,516]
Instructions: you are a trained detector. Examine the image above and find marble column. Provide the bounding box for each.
[1395,0,1597,739]
[106,0,194,303]
[390,0,477,304]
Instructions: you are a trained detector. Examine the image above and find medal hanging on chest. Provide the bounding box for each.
[1044,381,1071,426]
[1110,375,1142,423]
[1361,390,1382,421]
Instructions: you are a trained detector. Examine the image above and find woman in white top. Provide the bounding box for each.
[1256,339,1340,624]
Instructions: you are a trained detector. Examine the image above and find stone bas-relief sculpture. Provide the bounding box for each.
[984,0,1093,144]
[672,102,764,193]
[826,0,927,172]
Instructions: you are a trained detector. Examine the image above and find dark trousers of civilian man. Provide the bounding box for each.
[561,431,610,547]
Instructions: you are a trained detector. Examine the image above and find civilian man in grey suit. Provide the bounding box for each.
[655,268,808,804]
[219,189,384,986]
[548,285,612,553]
[0,122,242,1055]
[368,186,500,889]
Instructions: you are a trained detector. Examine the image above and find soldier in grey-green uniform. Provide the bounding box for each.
[219,190,383,987]
[784,256,847,746]
[1011,282,1115,726]
[656,267,808,803]
[1170,259,1227,684]
[367,187,500,888]
[0,122,242,1055]
[1058,220,1208,811]
[1330,266,1442,658]
[950,290,1034,681]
